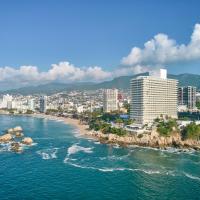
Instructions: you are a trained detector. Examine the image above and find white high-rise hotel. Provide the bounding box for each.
[103,89,118,112]
[130,69,178,124]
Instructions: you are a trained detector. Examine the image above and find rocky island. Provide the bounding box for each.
[0,126,33,153]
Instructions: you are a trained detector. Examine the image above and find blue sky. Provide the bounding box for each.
[0,0,200,89]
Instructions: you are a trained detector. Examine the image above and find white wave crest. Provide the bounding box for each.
[99,153,130,161]
[94,141,100,145]
[184,172,200,182]
[0,143,12,152]
[64,158,164,175]
[113,144,120,149]
[67,144,93,156]
[37,148,58,160]
[133,169,161,174]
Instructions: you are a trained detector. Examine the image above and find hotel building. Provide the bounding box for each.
[130,69,178,124]
[103,89,118,112]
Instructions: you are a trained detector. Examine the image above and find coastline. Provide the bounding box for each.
[30,113,90,136]
[1,113,200,151]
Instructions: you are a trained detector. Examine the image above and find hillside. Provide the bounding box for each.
[1,73,200,95]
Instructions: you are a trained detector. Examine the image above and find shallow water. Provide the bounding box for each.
[0,115,200,200]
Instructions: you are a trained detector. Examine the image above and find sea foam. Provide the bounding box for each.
[184,172,200,182]
[37,148,58,160]
[67,144,93,156]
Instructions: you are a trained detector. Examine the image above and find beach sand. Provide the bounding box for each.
[31,113,90,135]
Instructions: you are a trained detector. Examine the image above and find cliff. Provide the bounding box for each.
[87,130,200,150]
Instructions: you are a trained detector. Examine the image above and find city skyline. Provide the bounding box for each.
[0,1,200,90]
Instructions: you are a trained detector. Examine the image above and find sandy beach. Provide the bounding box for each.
[31,113,90,135]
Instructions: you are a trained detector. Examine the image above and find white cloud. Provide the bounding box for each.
[121,23,200,72]
[1,23,200,89]
[0,62,111,89]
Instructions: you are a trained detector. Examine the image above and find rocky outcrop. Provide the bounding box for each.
[15,132,24,137]
[0,133,13,142]
[87,130,200,150]
[7,128,14,133]
[22,137,33,145]
[7,126,23,135]
[11,142,22,152]
[13,126,23,132]
[0,126,33,153]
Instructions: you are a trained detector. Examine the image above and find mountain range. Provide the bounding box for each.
[1,73,200,95]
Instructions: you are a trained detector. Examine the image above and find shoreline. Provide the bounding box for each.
[30,113,90,136]
[1,113,200,151]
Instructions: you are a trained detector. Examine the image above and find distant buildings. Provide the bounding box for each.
[130,69,178,124]
[0,94,13,109]
[196,92,200,102]
[178,86,196,110]
[39,96,47,113]
[103,89,118,112]
[27,99,35,111]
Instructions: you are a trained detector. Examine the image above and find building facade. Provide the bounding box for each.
[103,89,118,112]
[39,96,47,113]
[28,99,35,111]
[178,86,196,110]
[130,69,178,124]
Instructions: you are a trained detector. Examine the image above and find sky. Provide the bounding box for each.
[0,0,200,90]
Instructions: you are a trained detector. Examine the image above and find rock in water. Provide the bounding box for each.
[11,142,22,152]
[15,132,24,137]
[7,128,14,134]
[0,134,13,142]
[13,126,23,132]
[22,137,33,145]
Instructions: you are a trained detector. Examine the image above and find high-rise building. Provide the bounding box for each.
[0,94,13,109]
[178,86,196,109]
[103,89,118,112]
[130,69,178,124]
[39,96,47,113]
[28,99,35,111]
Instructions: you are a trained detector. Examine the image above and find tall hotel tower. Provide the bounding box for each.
[103,89,118,112]
[130,69,178,124]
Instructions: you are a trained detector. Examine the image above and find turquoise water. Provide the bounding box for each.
[0,115,200,200]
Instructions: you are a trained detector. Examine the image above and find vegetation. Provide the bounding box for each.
[46,109,59,115]
[181,122,200,140]
[123,102,130,114]
[7,109,17,114]
[78,110,132,136]
[89,119,127,136]
[196,102,200,110]
[25,109,34,114]
[157,119,179,137]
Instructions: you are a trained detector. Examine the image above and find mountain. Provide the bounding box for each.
[1,73,200,95]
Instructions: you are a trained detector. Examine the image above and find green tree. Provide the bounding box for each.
[182,122,200,140]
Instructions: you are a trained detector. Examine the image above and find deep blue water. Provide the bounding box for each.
[0,115,200,200]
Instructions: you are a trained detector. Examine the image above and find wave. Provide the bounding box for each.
[183,172,200,182]
[133,168,161,175]
[63,157,169,175]
[113,144,120,149]
[94,141,100,145]
[99,153,130,161]
[0,143,12,152]
[37,148,58,160]
[67,144,93,156]
[129,145,197,156]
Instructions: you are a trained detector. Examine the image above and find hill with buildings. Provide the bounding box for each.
[1,73,200,95]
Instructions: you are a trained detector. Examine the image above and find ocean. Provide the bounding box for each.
[0,115,200,200]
